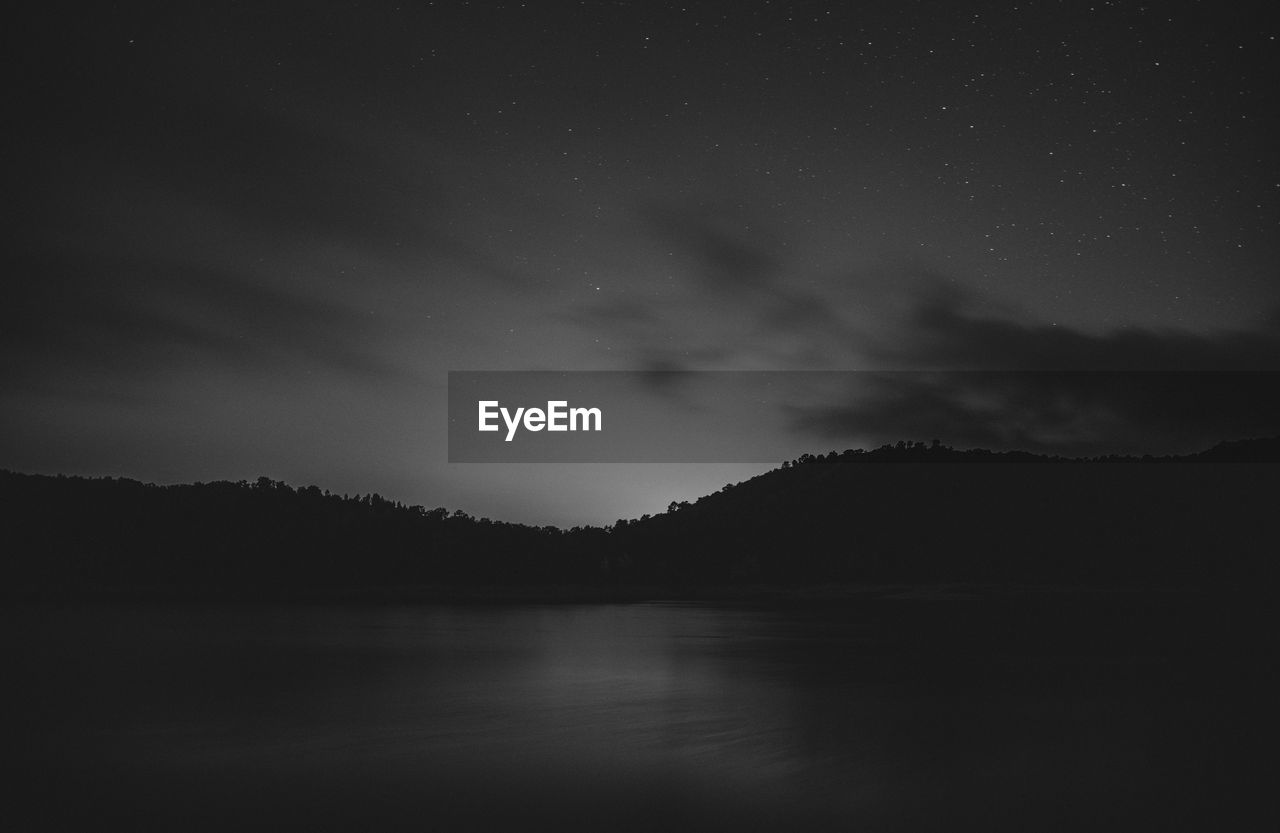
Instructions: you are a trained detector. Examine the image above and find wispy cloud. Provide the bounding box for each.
[788,284,1280,454]
[2,249,415,399]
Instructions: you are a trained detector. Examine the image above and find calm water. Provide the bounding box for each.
[3,601,1272,831]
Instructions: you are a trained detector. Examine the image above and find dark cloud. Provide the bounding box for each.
[14,38,528,297]
[19,91,422,252]
[1,249,413,398]
[640,204,782,293]
[789,284,1280,454]
[565,298,665,330]
[564,205,866,371]
[880,281,1280,370]
[568,217,1280,454]
[641,205,853,340]
[790,370,1280,456]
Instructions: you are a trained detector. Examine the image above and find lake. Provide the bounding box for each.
[3,598,1272,831]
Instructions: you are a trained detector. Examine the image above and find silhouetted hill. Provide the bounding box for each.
[1189,435,1280,461]
[3,438,1278,596]
[609,439,1280,588]
[0,474,602,594]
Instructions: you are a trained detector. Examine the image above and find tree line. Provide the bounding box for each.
[3,437,1277,596]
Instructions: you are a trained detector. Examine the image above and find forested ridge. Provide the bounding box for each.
[4,438,1278,595]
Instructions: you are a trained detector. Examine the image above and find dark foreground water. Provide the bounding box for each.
[3,598,1274,831]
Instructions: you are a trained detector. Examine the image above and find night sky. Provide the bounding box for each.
[6,1,1279,525]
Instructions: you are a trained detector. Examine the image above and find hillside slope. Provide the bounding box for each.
[3,438,1278,594]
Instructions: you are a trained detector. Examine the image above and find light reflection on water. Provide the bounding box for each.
[3,602,1266,831]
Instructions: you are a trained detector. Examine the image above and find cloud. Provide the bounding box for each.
[789,370,1280,455]
[565,209,1280,453]
[878,280,1280,370]
[1,249,414,400]
[565,204,871,372]
[640,204,782,293]
[789,284,1280,454]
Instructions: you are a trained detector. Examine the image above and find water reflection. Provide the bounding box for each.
[3,602,1268,831]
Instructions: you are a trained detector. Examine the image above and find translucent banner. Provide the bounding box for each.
[447,371,1280,463]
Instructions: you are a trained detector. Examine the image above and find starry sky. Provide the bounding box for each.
[6,1,1279,525]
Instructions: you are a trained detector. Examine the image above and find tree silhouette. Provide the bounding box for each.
[2,436,1278,596]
